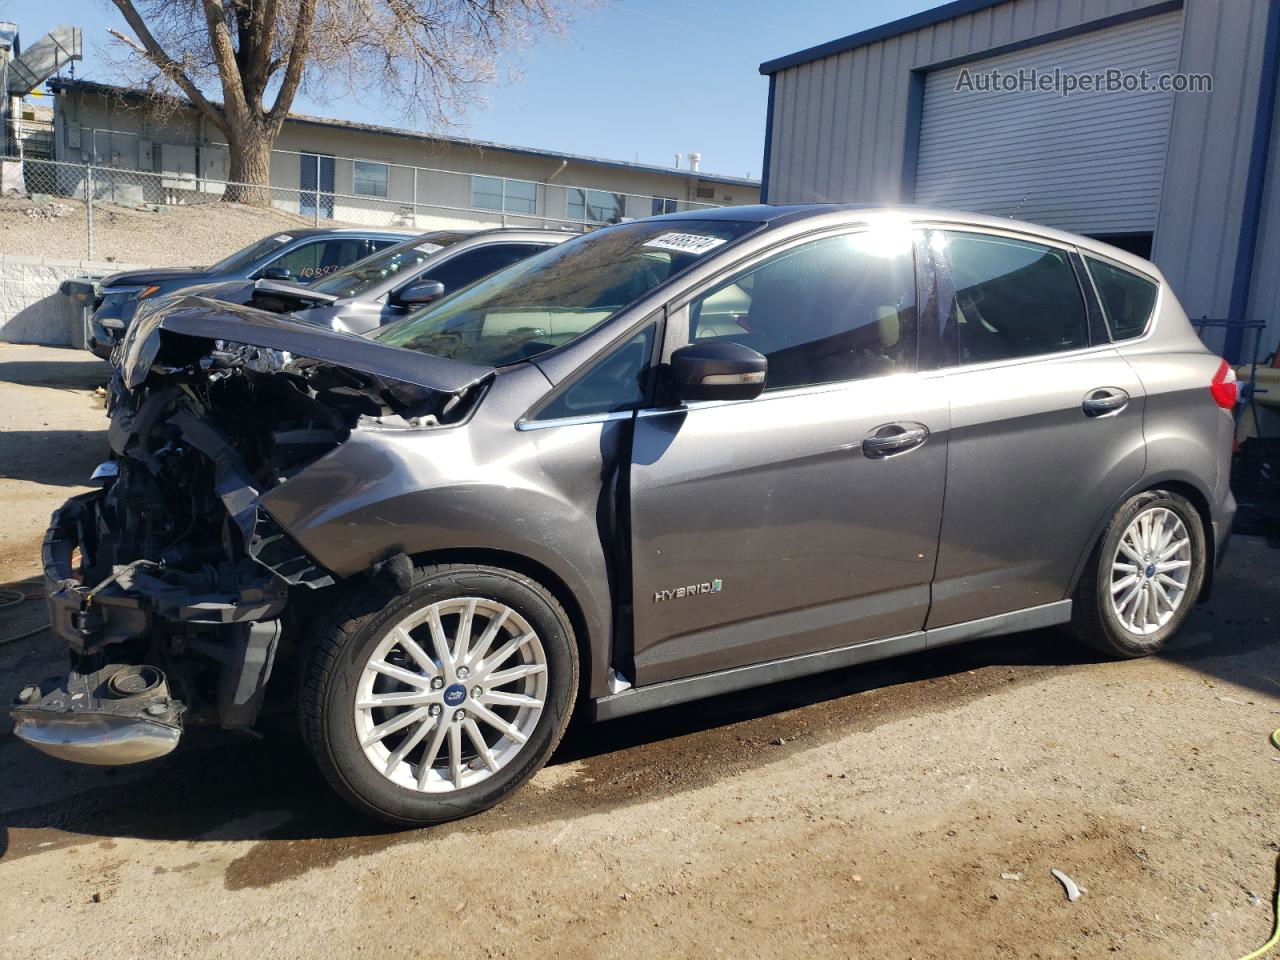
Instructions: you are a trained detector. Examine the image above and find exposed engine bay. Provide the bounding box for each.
[11,300,486,763]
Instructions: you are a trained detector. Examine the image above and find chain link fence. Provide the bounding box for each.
[3,155,723,267]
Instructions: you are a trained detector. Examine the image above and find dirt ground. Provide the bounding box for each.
[2,343,1279,960]
[0,194,325,267]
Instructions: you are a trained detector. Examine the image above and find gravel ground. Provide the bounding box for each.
[0,195,319,267]
[2,344,1279,960]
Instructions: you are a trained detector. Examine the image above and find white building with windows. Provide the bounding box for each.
[48,79,758,231]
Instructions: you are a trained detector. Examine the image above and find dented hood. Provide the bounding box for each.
[120,296,495,394]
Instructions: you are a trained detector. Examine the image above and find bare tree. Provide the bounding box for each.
[107,1,578,204]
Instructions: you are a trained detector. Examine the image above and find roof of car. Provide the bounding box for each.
[280,227,417,240]
[648,204,1161,277]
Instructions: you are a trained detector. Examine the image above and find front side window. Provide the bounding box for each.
[1085,255,1158,341]
[686,230,917,391]
[472,177,538,215]
[418,244,550,295]
[568,188,625,224]
[374,218,759,366]
[353,161,389,198]
[268,238,380,282]
[938,232,1088,365]
[308,236,455,298]
[534,326,655,421]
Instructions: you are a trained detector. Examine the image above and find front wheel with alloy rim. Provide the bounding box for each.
[1070,489,1207,658]
[300,563,578,826]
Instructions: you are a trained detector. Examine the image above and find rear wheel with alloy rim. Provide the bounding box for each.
[1071,489,1207,658]
[301,564,577,825]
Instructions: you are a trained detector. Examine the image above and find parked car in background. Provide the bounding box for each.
[86,227,411,358]
[178,228,571,335]
[13,206,1236,829]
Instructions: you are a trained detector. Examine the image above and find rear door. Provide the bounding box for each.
[628,226,950,685]
[926,227,1146,628]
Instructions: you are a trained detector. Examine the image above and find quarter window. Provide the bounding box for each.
[686,231,917,391]
[938,232,1088,365]
[534,326,655,421]
[1085,255,1158,341]
[353,161,389,198]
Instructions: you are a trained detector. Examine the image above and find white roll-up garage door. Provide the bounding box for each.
[914,11,1183,235]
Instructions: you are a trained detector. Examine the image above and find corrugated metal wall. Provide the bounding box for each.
[764,0,1276,329]
[766,0,1172,204]
[914,12,1182,233]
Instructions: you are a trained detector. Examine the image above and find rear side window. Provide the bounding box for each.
[1085,255,1158,341]
[938,232,1088,365]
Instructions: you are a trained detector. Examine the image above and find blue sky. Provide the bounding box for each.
[6,0,935,179]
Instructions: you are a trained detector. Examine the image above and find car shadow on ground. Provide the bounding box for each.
[0,359,111,390]
[0,626,1103,860]
[0,538,1274,865]
[0,430,110,486]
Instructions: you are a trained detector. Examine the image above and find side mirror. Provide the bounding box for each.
[667,341,767,403]
[258,265,291,281]
[397,279,446,305]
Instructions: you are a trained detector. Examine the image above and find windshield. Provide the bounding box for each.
[374,219,759,366]
[208,233,296,274]
[308,232,466,299]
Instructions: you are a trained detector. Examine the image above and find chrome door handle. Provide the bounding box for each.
[862,423,929,458]
[1082,388,1129,418]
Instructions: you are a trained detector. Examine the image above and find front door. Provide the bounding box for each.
[628,228,950,685]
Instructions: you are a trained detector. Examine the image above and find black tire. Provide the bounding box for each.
[1070,489,1207,658]
[299,563,578,826]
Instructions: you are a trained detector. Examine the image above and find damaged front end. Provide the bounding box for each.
[11,299,490,764]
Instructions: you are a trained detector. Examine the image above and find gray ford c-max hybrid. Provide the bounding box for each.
[12,205,1237,826]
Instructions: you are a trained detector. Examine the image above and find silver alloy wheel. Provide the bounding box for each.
[353,597,548,793]
[1109,506,1193,636]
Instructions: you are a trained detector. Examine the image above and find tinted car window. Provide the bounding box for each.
[535,326,655,421]
[310,236,452,298]
[687,231,917,391]
[268,238,378,282]
[420,244,551,295]
[939,232,1088,365]
[1085,255,1158,341]
[375,219,758,367]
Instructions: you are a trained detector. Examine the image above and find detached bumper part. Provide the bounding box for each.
[11,664,184,765]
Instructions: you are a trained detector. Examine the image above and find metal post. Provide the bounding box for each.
[84,160,94,260]
[413,167,419,227]
[314,154,321,226]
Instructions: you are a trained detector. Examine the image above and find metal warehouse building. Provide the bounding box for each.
[759,0,1280,360]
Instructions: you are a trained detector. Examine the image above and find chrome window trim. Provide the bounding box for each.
[515,409,637,431]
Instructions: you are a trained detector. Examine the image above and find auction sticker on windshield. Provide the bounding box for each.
[643,233,729,255]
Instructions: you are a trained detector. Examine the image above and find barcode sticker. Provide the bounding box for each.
[642,233,728,255]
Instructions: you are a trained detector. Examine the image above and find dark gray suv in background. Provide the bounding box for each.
[13,205,1237,827]
[87,227,409,357]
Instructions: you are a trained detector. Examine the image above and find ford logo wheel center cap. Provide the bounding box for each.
[443,683,467,707]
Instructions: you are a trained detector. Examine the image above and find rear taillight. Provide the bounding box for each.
[1210,359,1239,410]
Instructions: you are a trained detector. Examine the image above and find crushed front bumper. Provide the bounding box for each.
[42,492,290,656]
